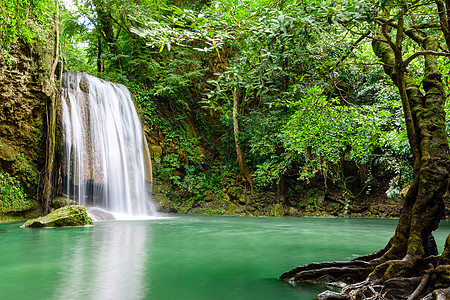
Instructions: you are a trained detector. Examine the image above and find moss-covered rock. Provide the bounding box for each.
[270,203,285,217]
[20,205,93,228]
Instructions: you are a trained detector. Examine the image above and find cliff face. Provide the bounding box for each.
[0,42,56,204]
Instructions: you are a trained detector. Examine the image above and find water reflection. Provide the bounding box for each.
[54,222,150,300]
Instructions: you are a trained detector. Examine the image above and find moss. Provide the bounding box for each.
[20,205,93,228]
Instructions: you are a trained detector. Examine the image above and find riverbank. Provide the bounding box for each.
[154,190,404,219]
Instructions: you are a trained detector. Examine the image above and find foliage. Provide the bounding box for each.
[0,0,54,52]
[56,0,447,210]
[283,86,381,178]
[0,172,33,214]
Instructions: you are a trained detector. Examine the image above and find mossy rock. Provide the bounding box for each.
[226,203,237,214]
[20,205,93,228]
[153,193,169,211]
[203,190,215,202]
[189,207,204,214]
[270,203,285,217]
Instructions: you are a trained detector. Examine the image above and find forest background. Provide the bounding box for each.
[1,0,449,218]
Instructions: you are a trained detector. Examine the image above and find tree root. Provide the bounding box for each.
[279,260,373,284]
[407,264,432,300]
[280,257,450,300]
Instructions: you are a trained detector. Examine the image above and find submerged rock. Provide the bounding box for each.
[86,207,115,221]
[20,205,93,228]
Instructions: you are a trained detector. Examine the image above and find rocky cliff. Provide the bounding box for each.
[0,42,56,216]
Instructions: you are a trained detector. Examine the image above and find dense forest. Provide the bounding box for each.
[0,0,449,299]
[2,0,449,218]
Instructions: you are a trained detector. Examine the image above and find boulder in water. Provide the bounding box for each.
[21,205,93,228]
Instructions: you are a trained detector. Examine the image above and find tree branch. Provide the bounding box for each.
[404,50,450,68]
[329,31,370,71]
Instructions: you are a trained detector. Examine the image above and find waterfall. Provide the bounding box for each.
[61,71,156,218]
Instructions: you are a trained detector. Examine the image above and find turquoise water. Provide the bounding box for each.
[0,215,448,300]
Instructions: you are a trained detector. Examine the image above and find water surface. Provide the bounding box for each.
[1,215,448,300]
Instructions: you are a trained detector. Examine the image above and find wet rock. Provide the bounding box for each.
[21,205,93,228]
[86,207,115,221]
[79,78,89,93]
[153,193,169,211]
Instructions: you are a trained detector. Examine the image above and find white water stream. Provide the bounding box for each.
[61,71,156,219]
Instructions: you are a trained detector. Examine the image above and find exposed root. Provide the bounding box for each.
[407,264,432,300]
[279,260,373,284]
[280,256,450,300]
[368,256,416,282]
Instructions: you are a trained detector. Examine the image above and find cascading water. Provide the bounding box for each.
[61,71,156,219]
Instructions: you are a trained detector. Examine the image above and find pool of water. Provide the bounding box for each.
[0,215,448,300]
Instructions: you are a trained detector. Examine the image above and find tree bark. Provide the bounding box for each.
[43,0,60,214]
[233,88,253,191]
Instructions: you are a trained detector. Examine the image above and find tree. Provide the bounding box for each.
[280,1,450,298]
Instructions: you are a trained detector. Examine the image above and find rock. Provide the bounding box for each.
[190,207,204,214]
[86,207,115,221]
[177,206,191,214]
[245,205,256,212]
[149,146,163,160]
[288,206,300,216]
[306,188,326,206]
[153,193,169,211]
[226,203,236,213]
[0,42,56,214]
[20,205,93,228]
[270,203,285,217]
[152,184,169,194]
[79,78,89,93]
[316,190,326,205]
[203,190,215,202]
[52,196,76,209]
[238,193,246,205]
